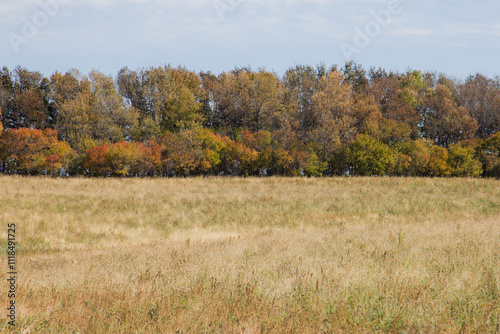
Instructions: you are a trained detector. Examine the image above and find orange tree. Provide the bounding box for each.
[159,129,229,176]
[82,141,162,177]
[394,139,451,177]
[0,128,75,175]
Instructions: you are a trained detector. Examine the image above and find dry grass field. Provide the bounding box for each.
[0,176,499,333]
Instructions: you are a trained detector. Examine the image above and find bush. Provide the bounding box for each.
[0,128,76,175]
[448,142,483,177]
[82,141,162,177]
[348,134,396,176]
[395,140,451,177]
[478,132,500,178]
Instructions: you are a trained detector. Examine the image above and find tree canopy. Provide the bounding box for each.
[0,63,498,177]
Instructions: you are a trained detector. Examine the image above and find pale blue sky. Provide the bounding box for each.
[1,0,499,79]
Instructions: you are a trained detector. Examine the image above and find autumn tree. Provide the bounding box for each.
[457,74,500,139]
[447,142,483,177]
[159,129,223,176]
[477,132,500,178]
[165,67,207,132]
[420,84,478,147]
[351,94,383,134]
[117,67,160,139]
[117,66,205,136]
[347,134,395,176]
[81,144,110,176]
[83,141,162,177]
[206,68,285,133]
[342,61,368,93]
[0,128,75,175]
[0,68,13,131]
[221,140,260,176]
[395,139,451,176]
[367,71,423,137]
[50,69,89,108]
[367,118,413,147]
[237,130,272,172]
[57,70,140,152]
[44,140,76,176]
[309,71,356,162]
[0,67,54,130]
[271,148,294,175]
[283,65,322,135]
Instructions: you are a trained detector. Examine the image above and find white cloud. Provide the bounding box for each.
[443,23,500,37]
[388,27,437,36]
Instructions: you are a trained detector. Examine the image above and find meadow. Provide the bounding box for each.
[0,176,499,333]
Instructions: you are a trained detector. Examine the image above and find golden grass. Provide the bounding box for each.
[0,176,499,333]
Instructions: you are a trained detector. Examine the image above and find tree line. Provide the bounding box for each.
[0,62,499,177]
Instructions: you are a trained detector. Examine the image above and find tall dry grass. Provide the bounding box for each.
[0,176,499,333]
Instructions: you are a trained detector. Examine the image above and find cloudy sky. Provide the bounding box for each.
[1,0,499,79]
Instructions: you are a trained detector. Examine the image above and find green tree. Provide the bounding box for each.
[348,134,396,176]
[478,132,500,178]
[304,150,327,177]
[448,142,483,177]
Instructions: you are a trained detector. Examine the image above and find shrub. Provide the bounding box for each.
[448,142,483,177]
[0,128,76,175]
[478,132,500,178]
[348,134,395,176]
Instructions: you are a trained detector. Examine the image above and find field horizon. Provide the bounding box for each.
[0,176,499,333]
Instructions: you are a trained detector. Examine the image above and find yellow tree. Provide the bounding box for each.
[161,66,206,132]
[117,66,206,135]
[57,70,140,152]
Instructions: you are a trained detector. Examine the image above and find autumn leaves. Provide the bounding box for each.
[0,63,499,177]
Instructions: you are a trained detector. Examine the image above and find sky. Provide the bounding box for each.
[1,0,499,79]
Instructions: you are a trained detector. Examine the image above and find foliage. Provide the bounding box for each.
[303,149,327,177]
[478,132,500,178]
[395,139,451,177]
[0,128,75,175]
[0,64,498,178]
[447,142,483,177]
[347,134,395,176]
[82,141,162,177]
[420,85,478,147]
